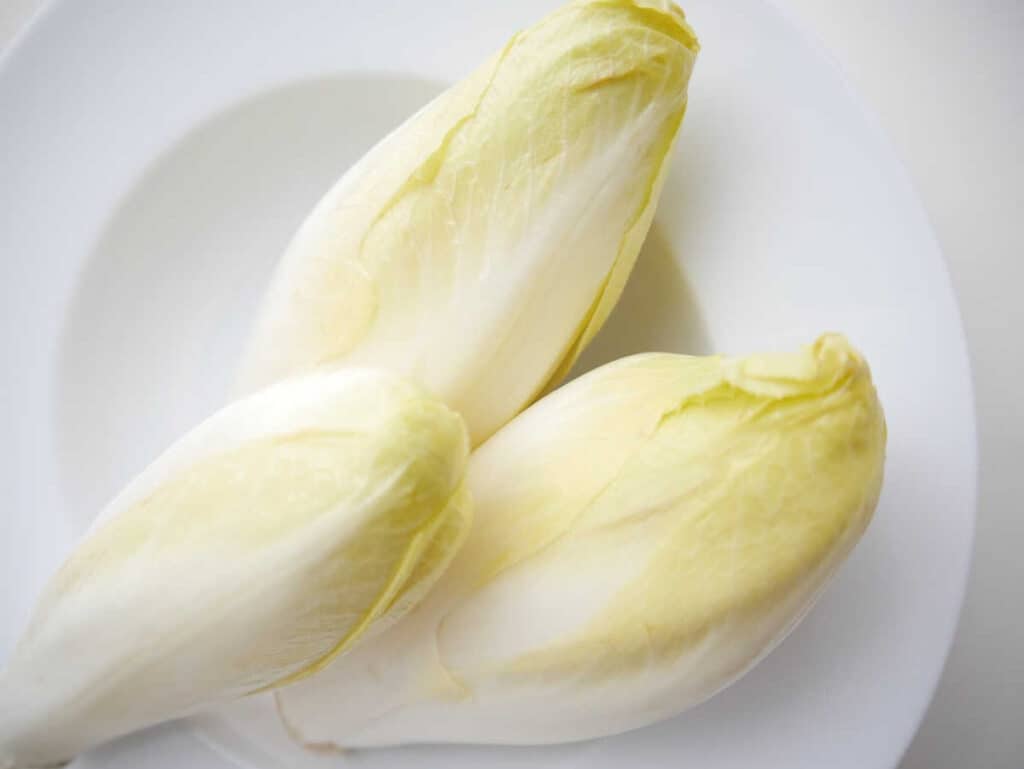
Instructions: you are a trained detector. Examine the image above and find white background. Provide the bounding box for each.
[1,1,1020,768]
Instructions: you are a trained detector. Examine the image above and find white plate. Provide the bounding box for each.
[0,1,976,768]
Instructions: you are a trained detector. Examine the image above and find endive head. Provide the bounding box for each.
[276,335,886,747]
[0,369,470,768]
[453,335,884,682]
[237,0,700,444]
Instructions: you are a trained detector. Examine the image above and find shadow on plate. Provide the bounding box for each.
[569,223,712,381]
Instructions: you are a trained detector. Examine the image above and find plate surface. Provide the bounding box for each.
[0,1,976,768]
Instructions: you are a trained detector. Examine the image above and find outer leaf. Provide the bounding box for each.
[0,369,470,768]
[236,0,700,444]
[276,335,886,747]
